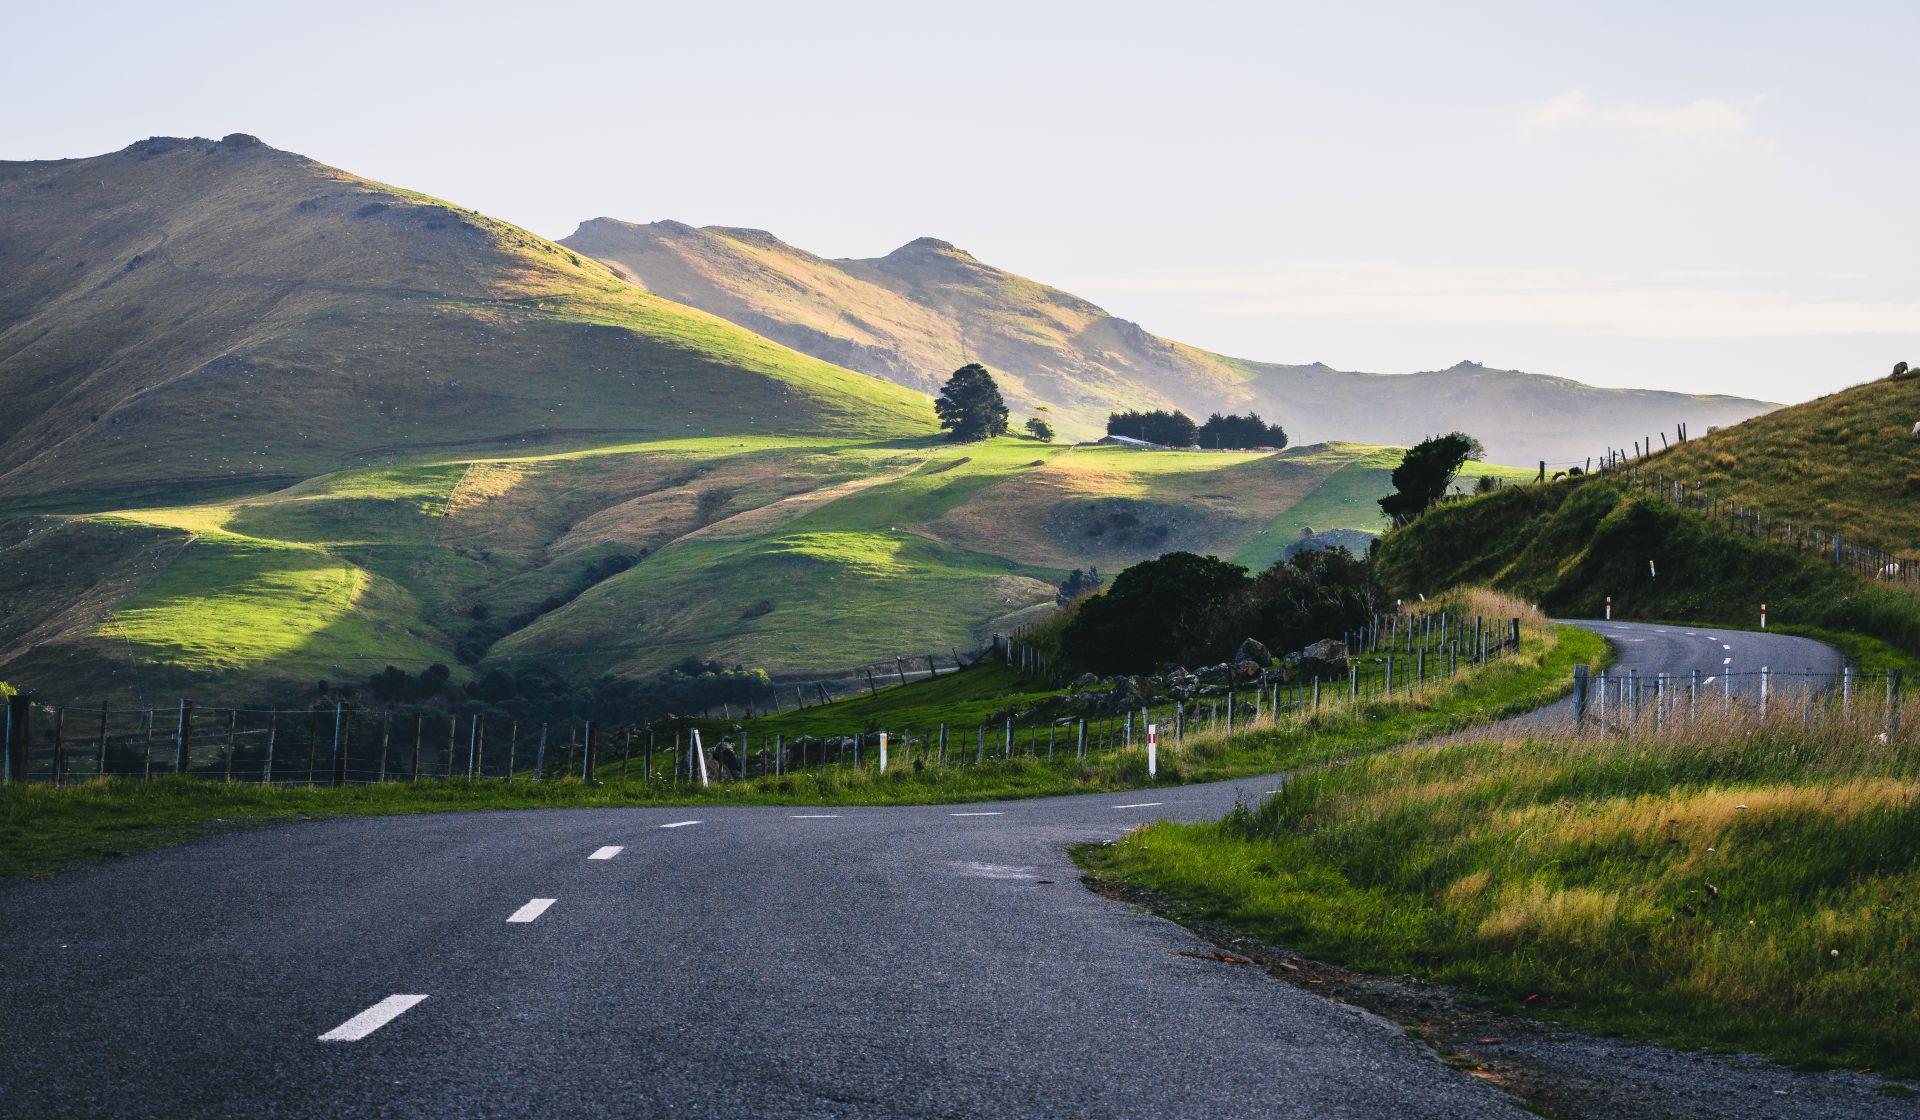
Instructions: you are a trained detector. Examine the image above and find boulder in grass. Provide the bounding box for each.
[1234,638,1273,666]
[1294,639,1350,679]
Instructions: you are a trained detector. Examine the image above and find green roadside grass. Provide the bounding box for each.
[1,624,1600,880]
[1080,693,1920,1077]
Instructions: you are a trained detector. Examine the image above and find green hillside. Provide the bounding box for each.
[0,137,1545,706]
[0,136,934,503]
[1373,474,1920,659]
[1,432,1451,703]
[1646,369,1920,558]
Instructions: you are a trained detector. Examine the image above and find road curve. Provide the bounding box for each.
[0,622,1845,1119]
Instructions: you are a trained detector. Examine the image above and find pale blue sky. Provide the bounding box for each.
[6,0,1916,402]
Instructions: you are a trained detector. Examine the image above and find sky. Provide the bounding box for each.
[6,0,1916,404]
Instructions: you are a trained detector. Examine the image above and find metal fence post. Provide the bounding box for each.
[263,707,278,785]
[582,721,596,781]
[1571,664,1589,725]
[96,702,110,780]
[331,702,347,787]
[1890,670,1903,734]
[1760,666,1770,719]
[176,699,193,776]
[52,706,67,788]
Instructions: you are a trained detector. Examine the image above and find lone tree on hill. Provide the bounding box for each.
[934,363,1010,441]
[1378,431,1485,526]
[1024,417,1055,442]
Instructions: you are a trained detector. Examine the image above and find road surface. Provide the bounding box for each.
[0,622,1846,1118]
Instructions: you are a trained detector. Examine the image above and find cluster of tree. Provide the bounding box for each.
[1105,409,1198,447]
[1197,411,1287,450]
[1378,432,1485,526]
[935,363,1010,440]
[1059,547,1379,675]
[1102,409,1289,450]
[1024,417,1054,442]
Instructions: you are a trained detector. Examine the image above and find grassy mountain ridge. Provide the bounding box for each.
[563,217,1775,464]
[0,136,935,500]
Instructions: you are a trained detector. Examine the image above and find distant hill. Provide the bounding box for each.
[562,218,1775,465]
[0,136,934,502]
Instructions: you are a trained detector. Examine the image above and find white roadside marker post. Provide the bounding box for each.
[691,730,709,788]
[1605,595,1612,620]
[1760,603,1767,629]
[878,732,888,775]
[1146,723,1157,778]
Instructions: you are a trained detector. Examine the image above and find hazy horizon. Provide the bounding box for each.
[7,0,1914,404]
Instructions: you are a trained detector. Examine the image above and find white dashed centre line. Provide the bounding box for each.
[1723,644,1733,650]
[319,995,427,1041]
[1112,802,1164,809]
[950,812,1003,817]
[589,846,622,860]
[790,814,840,819]
[1705,676,1719,684]
[507,898,555,923]
[1724,657,1733,665]
[658,820,702,829]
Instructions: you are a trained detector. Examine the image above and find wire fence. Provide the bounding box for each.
[1569,664,1901,731]
[0,616,1533,789]
[1608,465,1917,587]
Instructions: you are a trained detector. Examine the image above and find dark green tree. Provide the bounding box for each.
[934,363,1010,440]
[1379,432,1486,526]
[1197,411,1288,449]
[1061,552,1250,673]
[1024,416,1055,442]
[1105,409,1199,447]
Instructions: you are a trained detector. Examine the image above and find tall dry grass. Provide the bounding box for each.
[1095,692,1920,1074]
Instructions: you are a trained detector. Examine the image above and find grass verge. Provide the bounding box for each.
[1080,696,1920,1076]
[2,617,1599,879]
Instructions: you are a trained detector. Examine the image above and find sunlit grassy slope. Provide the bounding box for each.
[1648,370,1920,558]
[0,435,1483,702]
[0,136,934,502]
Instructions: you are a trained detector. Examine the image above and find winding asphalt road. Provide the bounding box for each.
[0,622,1846,1118]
